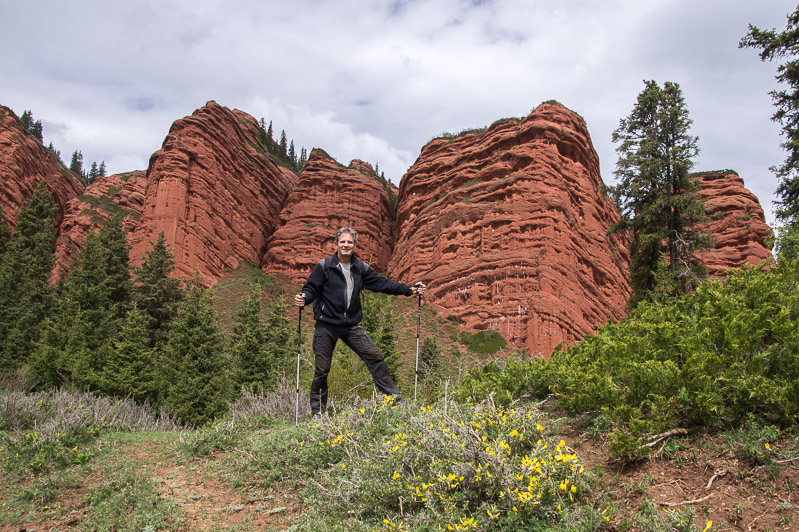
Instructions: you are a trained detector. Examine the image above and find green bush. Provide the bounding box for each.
[460,329,507,355]
[454,259,799,462]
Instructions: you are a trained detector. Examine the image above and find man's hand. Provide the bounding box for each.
[294,293,306,307]
[412,282,427,296]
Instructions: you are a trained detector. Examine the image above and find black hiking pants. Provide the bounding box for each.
[310,322,401,415]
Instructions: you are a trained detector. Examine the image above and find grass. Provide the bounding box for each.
[6,386,797,530]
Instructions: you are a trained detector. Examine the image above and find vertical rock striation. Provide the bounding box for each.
[261,150,394,283]
[127,102,298,285]
[0,105,84,227]
[390,102,632,356]
[696,171,773,277]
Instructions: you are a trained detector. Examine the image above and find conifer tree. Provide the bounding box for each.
[229,286,272,391]
[88,162,99,184]
[101,305,157,403]
[289,140,296,165]
[162,283,231,425]
[69,150,84,176]
[279,130,288,156]
[741,8,799,226]
[0,182,57,369]
[31,227,126,390]
[609,80,710,306]
[132,232,184,349]
[361,292,400,383]
[299,147,308,168]
[264,293,294,381]
[267,120,273,140]
[20,110,32,131]
[0,207,11,260]
[98,213,133,317]
[98,161,106,178]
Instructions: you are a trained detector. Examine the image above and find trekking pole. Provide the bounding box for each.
[413,286,422,401]
[295,305,303,425]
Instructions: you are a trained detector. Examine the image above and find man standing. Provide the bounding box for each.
[294,227,426,416]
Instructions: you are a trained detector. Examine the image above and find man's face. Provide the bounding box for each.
[336,233,356,261]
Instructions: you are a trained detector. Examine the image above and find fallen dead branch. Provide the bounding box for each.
[644,428,689,448]
[662,493,712,507]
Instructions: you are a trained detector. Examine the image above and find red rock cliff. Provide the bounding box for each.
[127,102,298,286]
[53,171,146,279]
[696,171,773,277]
[390,102,633,356]
[261,150,394,283]
[0,105,84,227]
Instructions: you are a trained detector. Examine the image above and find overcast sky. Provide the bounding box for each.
[2,0,794,226]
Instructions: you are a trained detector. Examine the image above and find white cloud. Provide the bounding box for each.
[0,0,793,223]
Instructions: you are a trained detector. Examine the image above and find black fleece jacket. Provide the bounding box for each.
[300,254,413,327]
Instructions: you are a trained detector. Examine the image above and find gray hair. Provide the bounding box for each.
[335,227,358,244]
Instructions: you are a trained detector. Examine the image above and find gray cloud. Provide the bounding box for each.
[1,0,791,224]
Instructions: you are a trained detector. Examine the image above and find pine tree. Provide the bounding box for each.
[132,232,184,349]
[741,8,799,226]
[162,283,231,425]
[289,140,296,165]
[98,214,133,317]
[299,147,308,168]
[229,286,272,391]
[31,120,43,143]
[33,228,123,389]
[279,130,288,156]
[0,182,57,369]
[609,80,710,306]
[415,336,443,402]
[100,305,157,403]
[69,150,84,177]
[0,207,11,260]
[267,120,273,140]
[264,293,294,381]
[98,161,106,178]
[360,292,400,383]
[20,110,32,131]
[88,162,99,185]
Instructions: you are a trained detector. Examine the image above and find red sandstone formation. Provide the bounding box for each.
[389,102,633,357]
[0,105,84,227]
[261,150,394,283]
[127,102,298,286]
[53,171,146,279]
[696,171,773,277]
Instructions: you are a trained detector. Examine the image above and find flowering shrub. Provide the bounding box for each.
[457,259,799,463]
[0,389,180,473]
[297,397,590,530]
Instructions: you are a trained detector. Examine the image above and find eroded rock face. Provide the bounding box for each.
[127,102,298,286]
[0,105,84,227]
[389,102,633,356]
[261,150,394,283]
[696,171,773,277]
[53,171,146,280]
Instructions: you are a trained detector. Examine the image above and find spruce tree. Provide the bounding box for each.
[741,8,799,226]
[31,227,126,390]
[264,293,294,381]
[69,150,84,176]
[0,207,11,260]
[132,232,184,349]
[361,292,400,384]
[162,283,231,425]
[98,213,133,318]
[229,286,272,391]
[279,130,288,156]
[609,80,710,306]
[0,182,57,369]
[101,305,157,403]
